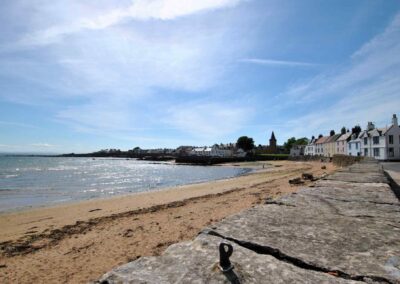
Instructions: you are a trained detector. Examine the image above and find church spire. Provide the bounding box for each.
[270,131,276,141]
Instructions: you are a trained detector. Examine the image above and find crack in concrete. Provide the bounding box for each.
[320,196,400,207]
[202,229,394,284]
[264,200,296,207]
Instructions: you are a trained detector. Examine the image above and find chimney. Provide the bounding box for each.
[392,114,398,127]
[367,122,375,131]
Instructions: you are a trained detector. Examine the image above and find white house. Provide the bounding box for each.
[335,132,351,155]
[347,133,362,157]
[290,145,305,157]
[385,114,400,160]
[359,114,400,160]
[190,145,233,157]
[304,137,316,156]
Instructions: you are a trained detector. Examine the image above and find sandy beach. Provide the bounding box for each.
[0,160,336,283]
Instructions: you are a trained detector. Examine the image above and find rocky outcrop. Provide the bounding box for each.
[98,160,400,284]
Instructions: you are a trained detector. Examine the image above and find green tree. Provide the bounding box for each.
[341,127,346,135]
[236,136,255,152]
[330,130,335,136]
[295,137,309,145]
[284,137,309,152]
[283,137,296,152]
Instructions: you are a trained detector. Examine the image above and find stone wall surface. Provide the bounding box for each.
[98,160,400,284]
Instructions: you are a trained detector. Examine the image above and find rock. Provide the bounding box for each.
[301,173,314,180]
[289,178,304,185]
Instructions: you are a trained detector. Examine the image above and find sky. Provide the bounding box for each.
[1,0,400,153]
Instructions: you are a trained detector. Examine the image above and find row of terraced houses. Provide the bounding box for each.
[300,114,400,161]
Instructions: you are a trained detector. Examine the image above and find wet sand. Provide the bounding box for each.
[0,160,336,283]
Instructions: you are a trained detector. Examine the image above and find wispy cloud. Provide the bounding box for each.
[0,121,38,129]
[30,143,55,148]
[280,12,400,136]
[239,58,319,67]
[165,102,253,140]
[7,0,244,49]
[0,144,17,148]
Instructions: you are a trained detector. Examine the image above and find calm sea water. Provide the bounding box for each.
[0,156,249,212]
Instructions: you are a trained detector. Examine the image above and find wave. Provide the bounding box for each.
[2,174,19,179]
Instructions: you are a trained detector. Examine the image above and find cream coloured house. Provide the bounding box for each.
[335,132,351,155]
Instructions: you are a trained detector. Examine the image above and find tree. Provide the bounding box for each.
[283,137,296,152]
[330,130,335,136]
[341,127,346,135]
[283,137,309,152]
[351,125,362,136]
[318,134,323,138]
[236,136,255,152]
[295,137,309,145]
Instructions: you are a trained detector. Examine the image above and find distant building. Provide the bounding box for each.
[315,136,329,156]
[264,131,286,154]
[189,145,233,158]
[348,133,362,157]
[359,114,400,160]
[335,132,351,155]
[290,145,305,157]
[304,137,317,156]
[325,134,341,157]
[176,146,194,156]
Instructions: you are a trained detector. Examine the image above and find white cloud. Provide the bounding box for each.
[239,58,319,67]
[165,102,252,139]
[0,121,38,129]
[284,13,400,101]
[30,143,55,148]
[0,144,16,148]
[11,0,244,48]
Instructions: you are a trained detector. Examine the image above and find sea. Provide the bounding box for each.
[0,156,250,213]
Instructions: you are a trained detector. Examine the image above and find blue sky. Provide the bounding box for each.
[1,0,400,153]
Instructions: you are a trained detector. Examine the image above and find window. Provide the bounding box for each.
[364,148,368,156]
[373,148,380,157]
[388,148,394,157]
[356,143,359,149]
[373,136,379,145]
[389,135,393,144]
[342,141,344,145]
[349,143,352,150]
[364,137,368,145]
[337,142,339,146]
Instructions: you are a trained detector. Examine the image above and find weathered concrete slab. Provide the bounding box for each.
[324,172,389,184]
[98,234,362,284]
[314,180,397,204]
[207,201,400,283]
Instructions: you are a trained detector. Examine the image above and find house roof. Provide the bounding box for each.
[315,136,329,144]
[337,132,351,141]
[326,134,341,143]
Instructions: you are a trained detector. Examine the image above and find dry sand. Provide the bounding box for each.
[0,160,336,283]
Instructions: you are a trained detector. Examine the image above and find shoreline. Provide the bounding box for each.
[0,160,252,215]
[0,164,255,217]
[0,160,337,283]
[0,163,259,242]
